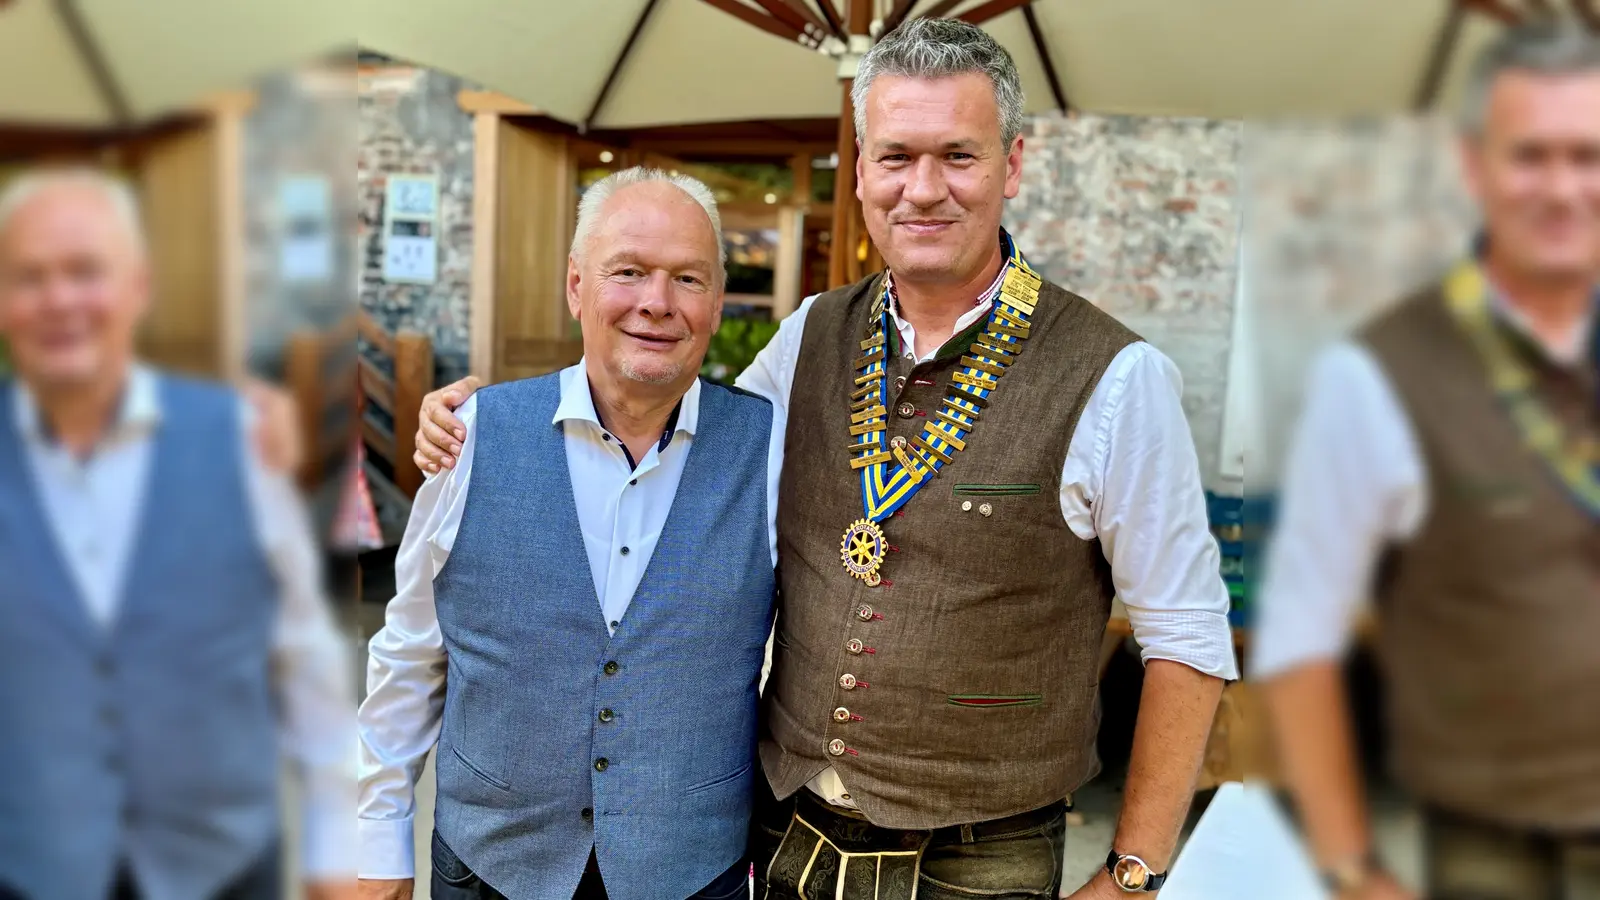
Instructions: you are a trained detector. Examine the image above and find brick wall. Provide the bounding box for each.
[1006,112,1243,488]
[357,66,476,385]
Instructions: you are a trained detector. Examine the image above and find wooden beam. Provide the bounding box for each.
[356,310,397,358]
[585,0,663,130]
[813,0,848,39]
[922,0,966,20]
[752,0,818,41]
[393,332,433,497]
[1021,4,1069,114]
[456,89,538,115]
[358,356,395,412]
[790,152,813,205]
[1414,0,1469,111]
[469,113,500,381]
[53,0,132,126]
[885,0,921,31]
[773,0,834,39]
[1574,0,1600,31]
[1459,0,1524,25]
[627,137,837,157]
[958,0,1034,25]
[830,0,875,287]
[699,0,806,42]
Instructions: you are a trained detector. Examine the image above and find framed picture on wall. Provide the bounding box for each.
[382,173,438,284]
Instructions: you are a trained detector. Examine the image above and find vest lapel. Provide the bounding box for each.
[0,390,101,645]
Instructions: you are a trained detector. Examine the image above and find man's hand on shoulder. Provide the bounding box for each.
[242,378,303,475]
[413,375,481,475]
[356,877,414,900]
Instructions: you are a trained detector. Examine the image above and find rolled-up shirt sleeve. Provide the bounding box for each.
[1064,341,1239,680]
[356,397,477,879]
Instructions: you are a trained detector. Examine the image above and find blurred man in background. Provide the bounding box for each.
[0,168,356,900]
[1255,20,1600,900]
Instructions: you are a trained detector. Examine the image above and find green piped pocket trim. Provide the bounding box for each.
[952,484,1042,496]
[947,694,1044,708]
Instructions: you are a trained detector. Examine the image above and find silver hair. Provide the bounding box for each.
[852,17,1026,148]
[0,167,146,257]
[571,166,725,281]
[1459,18,1600,134]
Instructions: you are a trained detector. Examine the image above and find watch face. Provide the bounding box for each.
[1113,857,1151,891]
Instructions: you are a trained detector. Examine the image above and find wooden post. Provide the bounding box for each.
[284,331,323,489]
[828,0,877,288]
[393,332,433,497]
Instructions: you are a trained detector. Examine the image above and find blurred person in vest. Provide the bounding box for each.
[0,169,357,900]
[411,19,1235,899]
[1254,20,1600,900]
[356,169,778,900]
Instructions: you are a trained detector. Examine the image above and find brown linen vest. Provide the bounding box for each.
[1360,287,1600,831]
[759,271,1140,829]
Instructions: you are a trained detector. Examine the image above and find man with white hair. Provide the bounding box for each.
[0,168,356,900]
[357,168,778,900]
[413,18,1235,900]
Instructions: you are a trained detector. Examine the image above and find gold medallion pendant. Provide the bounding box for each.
[840,518,887,587]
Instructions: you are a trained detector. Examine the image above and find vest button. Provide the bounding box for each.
[594,758,609,772]
[581,808,593,820]
[620,546,630,556]
[846,639,864,654]
[827,739,846,757]
[598,708,615,723]
[839,674,857,690]
[833,707,851,722]
[894,376,907,393]
[856,604,873,621]
[896,402,916,419]
[890,435,908,450]
[603,661,619,675]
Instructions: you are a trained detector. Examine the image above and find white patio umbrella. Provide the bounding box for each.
[358,0,1576,282]
[0,0,354,128]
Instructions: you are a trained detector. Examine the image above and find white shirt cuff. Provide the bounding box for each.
[1125,607,1239,680]
[358,815,417,880]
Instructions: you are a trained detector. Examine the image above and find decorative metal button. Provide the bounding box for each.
[961,500,973,512]
[839,674,857,690]
[979,503,993,517]
[598,708,615,723]
[896,402,916,419]
[827,739,846,757]
[846,638,864,654]
[890,435,908,450]
[594,758,609,772]
[833,707,851,722]
[603,661,619,675]
[856,604,874,621]
[893,376,907,393]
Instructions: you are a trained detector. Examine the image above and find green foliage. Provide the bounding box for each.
[701,317,779,385]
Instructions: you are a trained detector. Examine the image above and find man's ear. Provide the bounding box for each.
[566,255,583,319]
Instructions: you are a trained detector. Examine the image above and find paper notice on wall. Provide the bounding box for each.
[384,233,437,284]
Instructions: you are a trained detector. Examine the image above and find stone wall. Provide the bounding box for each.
[356,66,476,385]
[1006,113,1244,489]
[1238,117,1477,485]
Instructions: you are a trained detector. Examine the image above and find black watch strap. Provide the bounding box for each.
[1104,849,1169,892]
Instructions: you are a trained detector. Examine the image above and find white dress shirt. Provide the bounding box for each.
[736,291,1241,808]
[357,364,783,879]
[1250,291,1594,680]
[10,366,356,879]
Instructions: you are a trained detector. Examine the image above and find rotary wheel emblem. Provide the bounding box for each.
[840,518,887,586]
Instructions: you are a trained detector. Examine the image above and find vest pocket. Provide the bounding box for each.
[685,759,752,795]
[450,744,511,792]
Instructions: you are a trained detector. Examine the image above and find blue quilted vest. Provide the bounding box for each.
[432,374,776,900]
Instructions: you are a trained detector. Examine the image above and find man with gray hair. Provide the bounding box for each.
[415,18,1235,899]
[1256,19,1600,900]
[357,167,779,900]
[0,168,357,900]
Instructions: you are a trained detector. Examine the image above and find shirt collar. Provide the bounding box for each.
[552,360,701,443]
[11,363,161,449]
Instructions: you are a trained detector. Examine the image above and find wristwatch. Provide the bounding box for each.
[1105,850,1168,893]
[1321,850,1380,895]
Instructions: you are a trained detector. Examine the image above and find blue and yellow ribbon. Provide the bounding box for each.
[848,232,1040,522]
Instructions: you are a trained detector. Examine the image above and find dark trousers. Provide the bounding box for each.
[750,781,1067,900]
[429,830,751,900]
[1425,807,1600,900]
[108,842,282,900]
